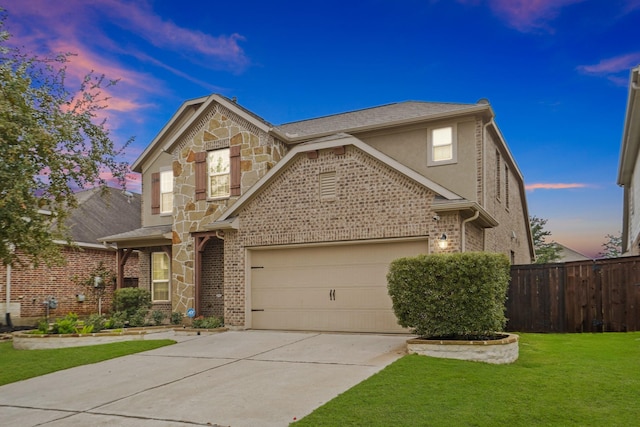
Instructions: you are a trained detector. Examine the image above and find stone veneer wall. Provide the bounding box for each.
[222,145,460,327]
[169,103,287,314]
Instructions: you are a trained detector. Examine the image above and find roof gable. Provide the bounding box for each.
[66,187,141,245]
[131,94,273,172]
[215,133,463,223]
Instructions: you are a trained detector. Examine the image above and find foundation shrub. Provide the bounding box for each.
[112,288,151,318]
[191,316,223,329]
[170,311,183,325]
[151,310,166,326]
[387,252,510,339]
[86,313,106,332]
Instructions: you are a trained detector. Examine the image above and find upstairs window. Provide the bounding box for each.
[496,151,501,201]
[160,170,173,214]
[428,125,457,166]
[208,148,230,198]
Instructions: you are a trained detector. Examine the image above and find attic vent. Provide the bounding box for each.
[319,171,336,201]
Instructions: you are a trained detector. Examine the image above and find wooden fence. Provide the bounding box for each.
[506,256,640,333]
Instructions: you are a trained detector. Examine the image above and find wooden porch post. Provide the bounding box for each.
[116,248,134,289]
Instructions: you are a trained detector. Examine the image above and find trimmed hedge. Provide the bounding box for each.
[387,252,510,338]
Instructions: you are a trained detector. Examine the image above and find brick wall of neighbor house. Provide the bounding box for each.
[0,247,139,323]
[482,131,531,264]
[220,145,453,327]
[169,103,287,314]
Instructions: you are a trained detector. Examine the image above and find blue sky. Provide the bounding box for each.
[3,0,639,257]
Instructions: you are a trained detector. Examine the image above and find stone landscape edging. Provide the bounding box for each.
[407,333,519,364]
[11,326,229,349]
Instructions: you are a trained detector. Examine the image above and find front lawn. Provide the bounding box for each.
[294,333,640,426]
[0,340,175,386]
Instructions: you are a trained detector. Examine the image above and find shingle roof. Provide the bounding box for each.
[274,101,485,139]
[99,224,171,242]
[66,187,141,244]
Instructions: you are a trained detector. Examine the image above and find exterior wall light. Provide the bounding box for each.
[438,233,448,249]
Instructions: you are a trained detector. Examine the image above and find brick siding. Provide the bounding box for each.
[0,247,139,322]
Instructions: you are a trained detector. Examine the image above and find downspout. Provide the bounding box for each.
[461,209,480,253]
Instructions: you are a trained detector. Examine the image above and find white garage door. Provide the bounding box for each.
[250,239,428,333]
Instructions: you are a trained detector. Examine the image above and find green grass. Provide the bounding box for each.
[0,340,175,386]
[294,333,640,426]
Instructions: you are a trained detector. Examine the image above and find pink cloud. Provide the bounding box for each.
[96,0,248,70]
[577,53,640,75]
[526,183,590,191]
[486,0,586,32]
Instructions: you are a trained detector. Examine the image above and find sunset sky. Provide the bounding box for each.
[3,0,639,257]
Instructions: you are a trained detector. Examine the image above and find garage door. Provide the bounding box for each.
[250,239,428,333]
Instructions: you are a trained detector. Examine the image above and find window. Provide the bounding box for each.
[496,151,501,201]
[428,125,457,166]
[151,252,170,302]
[208,148,230,198]
[505,164,510,209]
[160,170,173,214]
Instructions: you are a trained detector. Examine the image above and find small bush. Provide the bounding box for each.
[105,311,127,329]
[170,311,183,325]
[86,314,106,332]
[191,316,223,329]
[112,288,151,318]
[129,308,149,327]
[37,319,49,334]
[387,252,511,338]
[151,310,166,326]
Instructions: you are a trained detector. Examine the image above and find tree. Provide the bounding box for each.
[0,10,131,267]
[530,215,561,264]
[599,233,622,258]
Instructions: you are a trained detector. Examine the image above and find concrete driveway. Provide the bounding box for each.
[0,330,409,426]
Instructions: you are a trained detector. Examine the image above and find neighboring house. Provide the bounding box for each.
[101,95,534,333]
[556,243,591,262]
[1,187,140,326]
[618,65,640,256]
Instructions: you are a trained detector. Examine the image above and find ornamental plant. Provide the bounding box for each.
[387,252,511,339]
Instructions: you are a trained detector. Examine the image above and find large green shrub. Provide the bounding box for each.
[387,252,511,339]
[112,288,151,318]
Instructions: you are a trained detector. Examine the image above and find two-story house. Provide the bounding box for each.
[101,95,534,333]
[618,65,640,255]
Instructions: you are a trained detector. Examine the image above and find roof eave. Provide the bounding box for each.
[617,66,640,186]
[432,200,499,228]
[131,95,210,172]
[161,94,272,154]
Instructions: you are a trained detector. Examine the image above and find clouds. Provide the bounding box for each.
[485,0,586,33]
[526,183,590,191]
[577,53,640,85]
[2,0,248,129]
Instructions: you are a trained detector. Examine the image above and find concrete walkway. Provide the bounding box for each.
[0,330,410,426]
